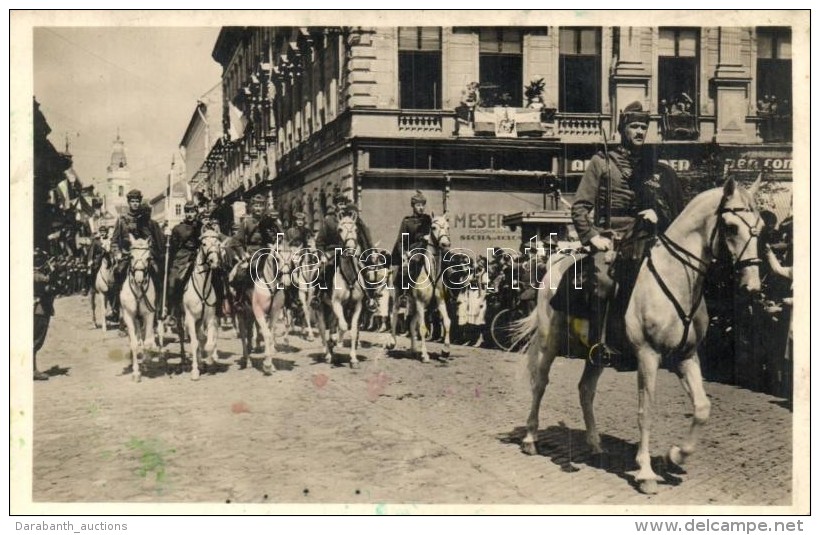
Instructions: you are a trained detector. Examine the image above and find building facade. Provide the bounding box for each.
[207,26,793,250]
[179,84,223,198]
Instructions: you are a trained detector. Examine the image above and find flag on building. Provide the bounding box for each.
[228,99,248,141]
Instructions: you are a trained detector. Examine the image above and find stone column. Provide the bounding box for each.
[714,27,752,143]
[612,27,651,138]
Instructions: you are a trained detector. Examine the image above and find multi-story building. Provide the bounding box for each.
[179,84,223,198]
[208,26,793,250]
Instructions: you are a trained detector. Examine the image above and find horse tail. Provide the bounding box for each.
[510,306,539,355]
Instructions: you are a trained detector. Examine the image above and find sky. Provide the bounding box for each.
[33,26,223,199]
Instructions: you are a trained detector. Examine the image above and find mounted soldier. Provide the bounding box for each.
[110,189,166,312]
[165,201,201,319]
[314,194,374,300]
[86,225,111,294]
[227,193,283,292]
[285,211,314,249]
[390,190,432,301]
[562,101,684,364]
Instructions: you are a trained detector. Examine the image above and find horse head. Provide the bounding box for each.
[337,215,359,255]
[127,234,152,284]
[199,228,223,270]
[429,212,452,250]
[715,176,764,294]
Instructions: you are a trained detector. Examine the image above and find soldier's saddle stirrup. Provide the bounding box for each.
[588,342,620,368]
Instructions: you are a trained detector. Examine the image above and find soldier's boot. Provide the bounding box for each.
[587,296,618,367]
[212,272,227,317]
[33,353,48,381]
[311,263,335,307]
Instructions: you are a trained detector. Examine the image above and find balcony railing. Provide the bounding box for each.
[398,112,443,133]
[751,114,793,143]
[555,113,606,138]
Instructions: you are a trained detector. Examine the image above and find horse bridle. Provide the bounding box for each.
[127,244,155,312]
[713,205,763,272]
[646,197,763,359]
[197,234,223,272]
[338,219,359,254]
[429,219,451,250]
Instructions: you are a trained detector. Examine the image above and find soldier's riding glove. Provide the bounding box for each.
[589,235,613,252]
[638,209,658,224]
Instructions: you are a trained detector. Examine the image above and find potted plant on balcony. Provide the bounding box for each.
[524,78,556,124]
[525,78,546,110]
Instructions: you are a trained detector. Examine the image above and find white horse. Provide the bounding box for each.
[120,236,158,382]
[288,242,322,341]
[387,214,453,363]
[235,243,289,375]
[314,214,366,368]
[513,176,763,494]
[90,242,115,332]
[181,228,224,381]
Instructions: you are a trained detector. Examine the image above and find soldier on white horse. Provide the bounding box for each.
[88,225,115,330]
[226,193,285,374]
[284,211,319,341]
[180,227,225,380]
[313,207,368,367]
[514,102,765,494]
[110,189,165,318]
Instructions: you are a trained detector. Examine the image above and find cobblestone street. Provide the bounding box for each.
[27,295,793,507]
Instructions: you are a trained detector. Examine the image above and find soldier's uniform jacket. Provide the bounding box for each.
[228,213,282,259]
[110,206,166,264]
[315,210,375,255]
[285,225,314,249]
[169,220,200,276]
[571,146,684,248]
[314,213,343,254]
[390,213,432,266]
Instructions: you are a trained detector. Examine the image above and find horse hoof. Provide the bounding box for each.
[350,360,360,369]
[667,445,687,466]
[191,372,200,381]
[421,356,430,364]
[132,374,141,383]
[521,441,538,456]
[385,342,395,351]
[263,363,274,376]
[638,479,659,495]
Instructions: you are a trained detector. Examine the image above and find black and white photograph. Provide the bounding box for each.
[10,10,809,516]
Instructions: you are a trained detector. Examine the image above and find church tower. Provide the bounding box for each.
[105,132,131,216]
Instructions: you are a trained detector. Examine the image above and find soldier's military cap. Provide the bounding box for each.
[184,200,197,211]
[410,190,427,205]
[619,101,650,131]
[126,189,143,200]
[250,193,266,205]
[294,211,306,221]
[333,192,350,204]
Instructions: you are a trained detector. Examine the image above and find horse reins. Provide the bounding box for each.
[127,248,156,314]
[646,199,762,358]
